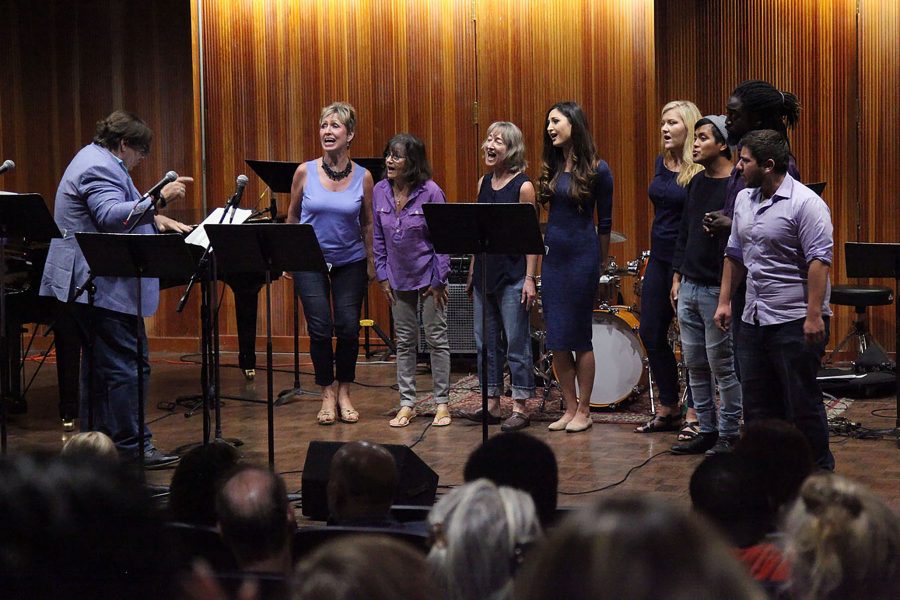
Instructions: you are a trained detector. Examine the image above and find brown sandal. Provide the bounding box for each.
[634,413,682,433]
[389,406,416,428]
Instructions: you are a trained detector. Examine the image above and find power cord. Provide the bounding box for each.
[558,450,671,495]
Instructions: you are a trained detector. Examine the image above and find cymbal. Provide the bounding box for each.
[538,223,627,244]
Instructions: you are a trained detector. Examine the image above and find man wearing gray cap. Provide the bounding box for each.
[669,115,742,455]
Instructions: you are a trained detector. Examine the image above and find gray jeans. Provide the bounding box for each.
[392,288,450,407]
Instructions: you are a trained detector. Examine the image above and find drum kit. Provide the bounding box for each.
[531,232,658,409]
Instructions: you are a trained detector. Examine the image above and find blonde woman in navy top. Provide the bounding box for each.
[634,100,703,437]
[287,101,375,426]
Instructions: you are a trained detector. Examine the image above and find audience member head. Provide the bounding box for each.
[463,432,558,527]
[0,452,173,599]
[383,132,432,189]
[427,479,542,600]
[690,453,775,548]
[61,431,118,463]
[168,441,240,526]
[514,495,764,600]
[216,466,295,574]
[734,419,814,511]
[726,80,800,145]
[293,535,436,600]
[784,473,900,600]
[327,440,398,524]
[93,109,152,155]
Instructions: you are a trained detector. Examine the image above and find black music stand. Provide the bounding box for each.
[245,159,314,402]
[76,233,196,470]
[845,242,900,448]
[423,203,544,443]
[206,223,327,467]
[0,193,61,453]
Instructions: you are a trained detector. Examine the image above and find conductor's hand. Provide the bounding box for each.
[380,280,396,305]
[424,284,449,312]
[154,214,193,234]
[161,176,193,205]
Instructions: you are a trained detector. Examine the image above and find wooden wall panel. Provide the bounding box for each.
[859,0,900,354]
[653,0,894,353]
[198,0,477,348]
[0,0,202,345]
[475,0,658,283]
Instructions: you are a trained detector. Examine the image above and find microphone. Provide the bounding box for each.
[227,174,249,223]
[124,170,178,225]
[0,160,15,175]
[142,170,179,203]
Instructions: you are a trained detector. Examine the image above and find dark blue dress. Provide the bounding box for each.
[541,162,614,351]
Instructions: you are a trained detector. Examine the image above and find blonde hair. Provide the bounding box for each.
[482,121,528,173]
[784,473,900,600]
[660,100,703,186]
[320,101,357,134]
[61,431,118,462]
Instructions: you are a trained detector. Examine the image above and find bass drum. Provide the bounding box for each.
[580,307,647,408]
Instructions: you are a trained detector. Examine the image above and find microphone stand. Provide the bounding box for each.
[175,195,244,451]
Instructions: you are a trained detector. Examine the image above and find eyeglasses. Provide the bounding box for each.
[385,152,406,162]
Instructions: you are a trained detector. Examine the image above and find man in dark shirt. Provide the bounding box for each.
[670,116,742,455]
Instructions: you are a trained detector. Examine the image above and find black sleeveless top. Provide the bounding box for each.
[472,172,529,294]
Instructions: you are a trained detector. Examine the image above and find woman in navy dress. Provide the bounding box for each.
[538,101,613,433]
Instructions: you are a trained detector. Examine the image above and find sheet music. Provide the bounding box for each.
[185,207,253,248]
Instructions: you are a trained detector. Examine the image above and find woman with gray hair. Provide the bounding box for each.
[427,478,542,600]
[783,473,900,600]
[463,122,538,432]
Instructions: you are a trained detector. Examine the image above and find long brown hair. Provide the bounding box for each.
[538,101,599,212]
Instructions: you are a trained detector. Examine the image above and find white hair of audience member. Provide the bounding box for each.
[783,473,900,600]
[427,478,542,600]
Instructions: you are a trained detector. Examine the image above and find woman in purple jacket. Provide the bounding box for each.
[373,133,451,428]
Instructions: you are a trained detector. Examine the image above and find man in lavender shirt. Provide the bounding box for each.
[714,130,834,470]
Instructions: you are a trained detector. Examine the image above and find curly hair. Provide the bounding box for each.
[538,101,599,213]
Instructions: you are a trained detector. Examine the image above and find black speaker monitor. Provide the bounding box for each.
[301,441,438,520]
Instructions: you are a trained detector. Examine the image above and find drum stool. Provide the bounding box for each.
[829,284,894,372]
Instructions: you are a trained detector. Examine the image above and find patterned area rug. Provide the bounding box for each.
[405,374,853,426]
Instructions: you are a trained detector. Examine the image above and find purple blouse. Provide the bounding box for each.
[725,175,833,326]
[372,178,450,291]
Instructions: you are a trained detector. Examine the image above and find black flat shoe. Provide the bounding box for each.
[141,447,181,470]
[501,412,530,432]
[671,431,718,455]
[460,408,501,425]
[634,413,682,433]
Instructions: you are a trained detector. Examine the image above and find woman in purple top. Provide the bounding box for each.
[287,101,375,426]
[635,100,703,436]
[373,134,451,428]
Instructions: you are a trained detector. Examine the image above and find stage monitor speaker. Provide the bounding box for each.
[301,441,439,520]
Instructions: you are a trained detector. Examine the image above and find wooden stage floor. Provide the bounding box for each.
[6,351,899,518]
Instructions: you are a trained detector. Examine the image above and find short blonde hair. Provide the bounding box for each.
[660,100,703,186]
[320,101,357,134]
[482,121,528,172]
[62,431,118,462]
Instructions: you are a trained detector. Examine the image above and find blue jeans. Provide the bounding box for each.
[677,278,742,437]
[737,317,834,470]
[74,304,152,454]
[293,260,367,386]
[639,256,692,408]
[473,278,534,400]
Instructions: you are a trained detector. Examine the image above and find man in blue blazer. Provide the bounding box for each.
[40,110,192,468]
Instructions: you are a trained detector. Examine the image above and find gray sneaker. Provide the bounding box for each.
[705,435,738,456]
